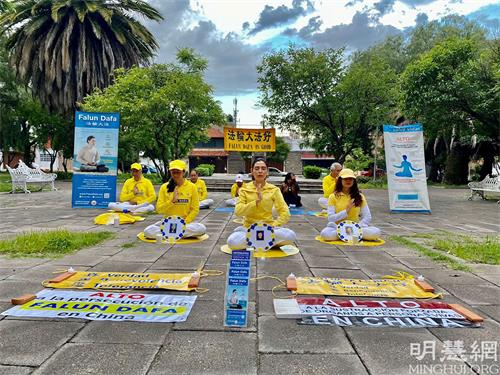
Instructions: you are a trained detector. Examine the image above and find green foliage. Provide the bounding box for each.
[303,165,322,179]
[0,230,114,258]
[82,49,225,182]
[55,171,73,181]
[117,173,161,185]
[267,137,291,163]
[196,164,215,176]
[357,176,388,189]
[344,147,372,172]
[0,0,163,115]
[258,45,397,162]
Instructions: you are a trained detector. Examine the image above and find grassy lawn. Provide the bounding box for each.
[391,231,500,272]
[0,229,114,258]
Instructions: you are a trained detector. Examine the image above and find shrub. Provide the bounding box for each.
[303,165,322,179]
[196,163,215,176]
[56,171,73,180]
[356,175,371,184]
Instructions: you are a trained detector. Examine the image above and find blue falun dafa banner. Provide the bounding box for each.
[72,111,120,208]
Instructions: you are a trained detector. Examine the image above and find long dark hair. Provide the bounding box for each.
[167,170,185,192]
[334,176,363,206]
[284,172,294,184]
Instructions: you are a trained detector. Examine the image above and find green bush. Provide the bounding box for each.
[356,175,371,184]
[56,171,73,180]
[196,164,215,176]
[303,165,322,179]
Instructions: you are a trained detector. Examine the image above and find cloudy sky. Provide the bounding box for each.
[144,0,499,125]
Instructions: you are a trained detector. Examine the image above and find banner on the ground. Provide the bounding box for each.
[295,298,479,329]
[2,290,196,323]
[224,250,251,327]
[294,275,439,299]
[72,111,120,208]
[383,124,431,213]
[224,127,276,152]
[44,271,198,291]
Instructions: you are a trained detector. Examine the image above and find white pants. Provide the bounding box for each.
[200,199,214,209]
[318,197,328,209]
[320,222,381,241]
[108,202,155,213]
[227,225,297,250]
[225,198,237,207]
[144,221,206,239]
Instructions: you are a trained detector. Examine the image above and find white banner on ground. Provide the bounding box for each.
[383,124,431,213]
[2,290,196,323]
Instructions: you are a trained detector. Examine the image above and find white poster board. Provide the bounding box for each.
[383,124,431,213]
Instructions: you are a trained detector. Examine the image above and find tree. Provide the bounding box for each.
[258,45,397,162]
[0,0,162,115]
[401,37,499,181]
[82,48,225,181]
[267,137,291,163]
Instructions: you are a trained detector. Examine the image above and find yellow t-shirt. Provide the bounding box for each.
[235,182,290,227]
[322,174,337,198]
[156,179,200,223]
[193,178,208,201]
[119,176,156,204]
[230,183,242,198]
[327,192,367,223]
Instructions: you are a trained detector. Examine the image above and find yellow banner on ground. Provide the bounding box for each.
[224,127,276,152]
[295,274,440,299]
[44,271,196,291]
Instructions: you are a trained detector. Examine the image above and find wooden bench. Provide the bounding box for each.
[6,161,57,193]
[468,176,500,203]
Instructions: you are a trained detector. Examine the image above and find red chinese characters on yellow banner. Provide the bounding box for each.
[224,127,276,152]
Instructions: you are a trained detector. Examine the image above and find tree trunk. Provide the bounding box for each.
[444,142,470,185]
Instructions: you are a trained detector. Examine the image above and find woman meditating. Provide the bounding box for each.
[227,158,296,250]
[320,169,381,241]
[144,160,206,239]
[281,172,302,207]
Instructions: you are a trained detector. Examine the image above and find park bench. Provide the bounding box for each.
[6,161,57,193]
[468,175,500,203]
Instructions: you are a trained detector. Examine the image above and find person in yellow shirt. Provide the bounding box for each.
[318,162,343,209]
[108,163,156,213]
[225,174,244,206]
[227,158,296,250]
[144,160,206,239]
[320,169,381,241]
[189,169,214,209]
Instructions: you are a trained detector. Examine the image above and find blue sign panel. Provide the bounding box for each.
[224,250,251,327]
[72,111,120,208]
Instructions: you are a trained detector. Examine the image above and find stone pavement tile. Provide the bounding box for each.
[205,249,233,266]
[470,264,500,274]
[107,247,164,263]
[345,328,473,375]
[6,265,89,282]
[47,255,109,267]
[0,320,83,366]
[151,255,207,271]
[0,267,31,280]
[384,246,420,257]
[89,260,150,273]
[72,321,172,345]
[430,320,500,367]
[259,316,354,354]
[0,366,33,375]
[149,331,257,375]
[257,260,312,275]
[259,354,368,375]
[257,291,275,316]
[439,284,500,305]
[33,343,158,375]
[78,245,122,256]
[164,243,215,258]
[396,256,442,269]
[0,302,11,320]
[302,256,360,269]
[309,268,370,279]
[359,263,415,278]
[172,299,256,332]
[476,273,500,286]
[419,268,488,286]
[0,258,49,268]
[299,245,345,257]
[343,251,396,264]
[476,305,500,322]
[0,280,44,303]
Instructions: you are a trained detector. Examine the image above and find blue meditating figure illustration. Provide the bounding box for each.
[394,155,422,177]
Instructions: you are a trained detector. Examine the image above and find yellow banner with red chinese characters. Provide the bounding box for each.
[224,127,276,152]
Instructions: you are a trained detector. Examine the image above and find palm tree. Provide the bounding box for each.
[0,0,163,115]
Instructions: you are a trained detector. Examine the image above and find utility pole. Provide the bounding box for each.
[233,98,238,127]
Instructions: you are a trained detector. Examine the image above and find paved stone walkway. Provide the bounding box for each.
[0,183,498,375]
